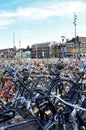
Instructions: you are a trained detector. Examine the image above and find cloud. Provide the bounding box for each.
[0,18,15,28]
[15,1,86,19]
[0,0,86,27]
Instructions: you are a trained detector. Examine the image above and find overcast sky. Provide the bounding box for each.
[0,0,86,49]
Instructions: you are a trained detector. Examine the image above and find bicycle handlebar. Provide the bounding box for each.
[50,93,86,111]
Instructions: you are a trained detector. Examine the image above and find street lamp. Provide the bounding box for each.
[13,32,15,48]
[73,13,77,37]
[61,36,65,61]
[19,39,22,63]
[73,12,77,59]
[36,44,37,59]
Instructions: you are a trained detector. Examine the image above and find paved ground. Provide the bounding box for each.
[0,119,37,130]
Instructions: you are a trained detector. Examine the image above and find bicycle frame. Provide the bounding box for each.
[0,83,16,102]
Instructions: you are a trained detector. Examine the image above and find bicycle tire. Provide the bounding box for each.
[48,79,74,98]
[33,76,52,91]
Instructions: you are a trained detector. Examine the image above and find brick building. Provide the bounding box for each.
[31,41,58,58]
[66,36,86,57]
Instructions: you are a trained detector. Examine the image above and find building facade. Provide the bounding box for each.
[31,36,86,58]
[66,36,86,57]
[0,36,86,59]
[31,41,58,58]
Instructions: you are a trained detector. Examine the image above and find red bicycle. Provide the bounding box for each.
[0,72,16,102]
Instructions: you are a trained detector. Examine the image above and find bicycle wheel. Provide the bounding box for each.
[48,79,74,97]
[47,79,75,110]
[33,76,52,91]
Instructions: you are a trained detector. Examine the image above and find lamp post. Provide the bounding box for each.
[19,39,21,63]
[13,32,15,48]
[73,12,77,59]
[42,51,44,63]
[61,36,65,61]
[36,44,37,59]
